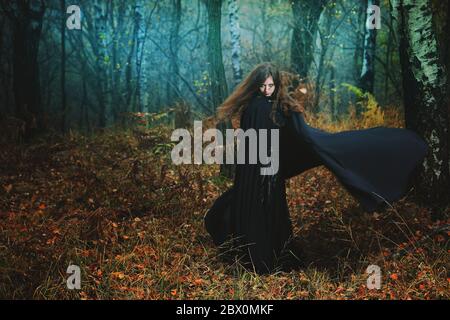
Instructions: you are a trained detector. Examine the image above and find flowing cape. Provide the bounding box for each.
[204,94,428,273]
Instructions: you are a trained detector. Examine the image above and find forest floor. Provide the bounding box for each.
[0,114,448,299]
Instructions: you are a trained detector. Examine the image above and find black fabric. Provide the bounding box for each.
[204,94,428,274]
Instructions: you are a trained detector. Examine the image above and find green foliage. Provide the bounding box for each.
[152,142,175,156]
[342,83,364,98]
[193,71,210,96]
[341,83,385,126]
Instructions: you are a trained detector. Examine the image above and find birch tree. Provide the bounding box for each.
[391,0,450,210]
[359,0,380,94]
[228,0,243,88]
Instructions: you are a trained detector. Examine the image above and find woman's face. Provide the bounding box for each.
[259,76,275,97]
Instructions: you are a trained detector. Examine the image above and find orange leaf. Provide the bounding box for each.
[335,286,345,294]
[111,272,125,279]
[193,279,203,286]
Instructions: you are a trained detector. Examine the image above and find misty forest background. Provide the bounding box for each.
[0,0,449,299]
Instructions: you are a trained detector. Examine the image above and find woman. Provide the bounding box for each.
[204,62,428,274]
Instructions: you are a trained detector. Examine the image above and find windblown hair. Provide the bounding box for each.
[216,62,305,127]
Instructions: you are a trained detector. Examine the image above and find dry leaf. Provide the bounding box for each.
[4,184,12,193]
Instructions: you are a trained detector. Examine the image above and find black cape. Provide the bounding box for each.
[204,94,428,274]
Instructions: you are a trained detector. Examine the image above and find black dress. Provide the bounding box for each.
[204,93,428,274]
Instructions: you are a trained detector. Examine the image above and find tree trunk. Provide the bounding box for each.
[110,0,126,123]
[205,0,228,109]
[7,2,46,139]
[290,0,327,78]
[353,1,366,83]
[228,0,243,88]
[330,65,336,121]
[90,0,109,128]
[125,10,136,112]
[312,7,332,111]
[134,0,144,112]
[167,0,181,106]
[359,0,380,94]
[204,0,232,178]
[60,0,67,132]
[392,0,450,212]
[384,21,393,102]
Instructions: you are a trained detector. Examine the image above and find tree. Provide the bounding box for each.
[167,0,182,106]
[204,0,232,178]
[60,0,67,132]
[109,0,127,123]
[133,0,146,112]
[391,0,450,211]
[359,0,380,94]
[84,0,109,127]
[204,0,228,110]
[227,0,243,88]
[290,0,327,78]
[1,1,46,139]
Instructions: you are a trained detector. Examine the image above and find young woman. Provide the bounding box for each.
[204,62,428,274]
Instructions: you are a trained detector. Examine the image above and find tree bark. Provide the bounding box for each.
[4,1,46,139]
[228,0,243,88]
[359,0,380,94]
[134,0,144,112]
[167,0,181,106]
[60,0,67,132]
[205,0,228,109]
[85,0,109,127]
[290,0,327,78]
[204,0,233,178]
[392,0,450,211]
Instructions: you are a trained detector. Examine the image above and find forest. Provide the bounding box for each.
[0,0,448,300]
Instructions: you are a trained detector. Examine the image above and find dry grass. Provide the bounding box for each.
[0,111,448,300]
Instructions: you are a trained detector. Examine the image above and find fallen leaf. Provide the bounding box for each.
[335,286,345,294]
[193,278,203,286]
[111,272,125,279]
[4,184,12,193]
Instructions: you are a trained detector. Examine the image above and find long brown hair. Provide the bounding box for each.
[216,62,304,127]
